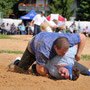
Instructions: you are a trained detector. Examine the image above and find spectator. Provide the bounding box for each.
[40,21,57,32]
[31,11,48,35]
[53,19,65,33]
[17,23,22,35]
[19,23,26,35]
[85,26,90,36]
[1,23,7,34]
[69,24,74,33]
[27,23,34,35]
[5,23,11,35]
[11,23,17,35]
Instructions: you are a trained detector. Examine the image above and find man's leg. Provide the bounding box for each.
[9,47,36,73]
[37,25,41,34]
[33,24,38,35]
[18,47,36,71]
[74,62,89,75]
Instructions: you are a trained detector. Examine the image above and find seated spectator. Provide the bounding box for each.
[11,23,17,35]
[85,26,90,36]
[17,23,21,35]
[1,23,7,34]
[27,23,34,35]
[19,23,26,35]
[5,23,11,35]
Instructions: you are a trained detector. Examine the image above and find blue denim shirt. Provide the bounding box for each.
[30,32,80,65]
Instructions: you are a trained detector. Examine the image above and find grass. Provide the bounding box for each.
[0,35,16,39]
[0,50,24,54]
[0,49,90,61]
[81,55,90,61]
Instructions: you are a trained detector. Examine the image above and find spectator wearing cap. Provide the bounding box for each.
[31,11,48,35]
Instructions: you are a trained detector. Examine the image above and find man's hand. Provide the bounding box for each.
[36,64,48,76]
[75,54,81,61]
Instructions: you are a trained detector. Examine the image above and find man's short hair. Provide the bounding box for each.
[72,66,80,81]
[54,37,69,50]
[41,11,45,14]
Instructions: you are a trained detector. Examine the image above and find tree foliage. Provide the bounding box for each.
[76,0,90,21]
[0,0,19,18]
[49,0,75,20]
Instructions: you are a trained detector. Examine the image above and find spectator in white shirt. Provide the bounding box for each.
[31,11,48,35]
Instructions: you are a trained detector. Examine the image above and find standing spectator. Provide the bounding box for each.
[5,23,11,35]
[69,24,74,33]
[69,22,77,33]
[77,26,81,33]
[72,21,77,33]
[66,26,70,33]
[11,23,17,35]
[31,11,47,35]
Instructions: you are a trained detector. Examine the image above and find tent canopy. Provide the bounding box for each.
[20,10,37,20]
[46,14,66,22]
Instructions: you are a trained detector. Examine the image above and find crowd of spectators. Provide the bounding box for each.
[67,22,90,37]
[0,22,34,35]
[0,21,90,37]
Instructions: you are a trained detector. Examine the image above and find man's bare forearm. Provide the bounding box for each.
[76,34,86,61]
[36,64,48,76]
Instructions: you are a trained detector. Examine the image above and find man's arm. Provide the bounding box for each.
[31,20,34,24]
[36,64,48,76]
[75,34,86,61]
[57,24,65,30]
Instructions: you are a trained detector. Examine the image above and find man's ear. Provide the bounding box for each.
[54,45,57,50]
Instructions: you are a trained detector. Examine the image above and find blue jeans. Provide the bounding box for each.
[34,24,41,35]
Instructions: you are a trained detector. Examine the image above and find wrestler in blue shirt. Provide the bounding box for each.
[30,32,80,65]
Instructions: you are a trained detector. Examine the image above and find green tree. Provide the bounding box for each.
[76,0,90,21]
[49,0,75,20]
[12,0,26,19]
[0,0,19,18]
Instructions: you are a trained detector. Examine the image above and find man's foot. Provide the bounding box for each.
[31,64,39,76]
[8,57,21,68]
